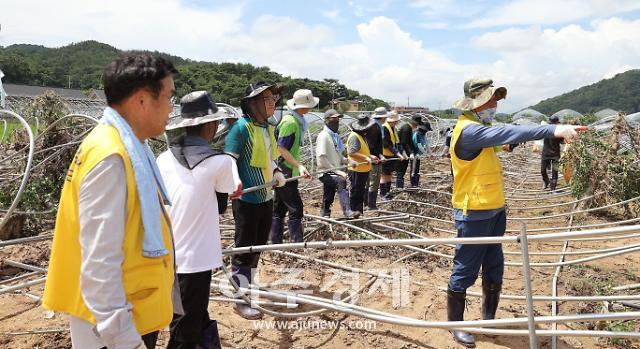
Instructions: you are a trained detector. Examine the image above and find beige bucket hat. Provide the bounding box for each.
[453,78,507,111]
[386,110,400,122]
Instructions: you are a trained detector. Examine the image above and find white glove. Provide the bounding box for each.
[409,153,415,160]
[554,125,587,142]
[273,171,286,187]
[298,164,311,177]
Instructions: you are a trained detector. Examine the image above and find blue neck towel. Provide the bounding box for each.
[101,107,171,258]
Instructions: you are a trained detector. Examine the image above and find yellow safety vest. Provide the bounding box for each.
[347,132,372,172]
[450,113,505,215]
[43,124,174,335]
[382,122,399,157]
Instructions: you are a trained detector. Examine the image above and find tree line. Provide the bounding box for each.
[529,69,640,115]
[0,40,390,111]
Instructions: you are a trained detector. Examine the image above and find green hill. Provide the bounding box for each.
[529,69,640,115]
[0,40,389,110]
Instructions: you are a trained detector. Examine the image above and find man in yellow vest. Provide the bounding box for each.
[346,115,379,215]
[380,110,408,200]
[43,54,180,349]
[447,78,586,347]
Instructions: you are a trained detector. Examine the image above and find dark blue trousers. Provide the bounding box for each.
[448,209,506,292]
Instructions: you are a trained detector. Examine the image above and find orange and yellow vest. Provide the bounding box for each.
[42,124,174,335]
[450,113,505,215]
[382,122,399,157]
[347,132,372,172]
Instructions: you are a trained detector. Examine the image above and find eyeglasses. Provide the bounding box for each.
[262,95,279,103]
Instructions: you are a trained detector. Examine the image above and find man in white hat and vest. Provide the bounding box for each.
[157,91,242,349]
[225,81,287,320]
[269,89,316,244]
[380,110,407,200]
[43,53,180,349]
[446,78,586,347]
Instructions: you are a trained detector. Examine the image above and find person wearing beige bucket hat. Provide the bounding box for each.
[363,106,388,210]
[270,89,318,246]
[379,110,407,200]
[445,78,588,348]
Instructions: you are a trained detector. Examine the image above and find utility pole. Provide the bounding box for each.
[68,75,71,89]
[407,96,410,107]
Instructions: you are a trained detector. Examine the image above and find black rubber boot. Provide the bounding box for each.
[396,176,405,189]
[447,288,476,348]
[482,278,502,320]
[379,182,388,199]
[269,216,284,244]
[367,191,378,210]
[288,218,304,243]
[409,174,420,187]
[380,182,393,200]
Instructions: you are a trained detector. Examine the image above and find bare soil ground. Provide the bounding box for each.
[1,153,639,349]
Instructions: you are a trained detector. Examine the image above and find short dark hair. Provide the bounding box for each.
[102,53,178,105]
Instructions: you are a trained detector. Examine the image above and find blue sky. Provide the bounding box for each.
[2,0,640,112]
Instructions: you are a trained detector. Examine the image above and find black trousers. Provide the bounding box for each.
[232,199,273,267]
[319,173,347,212]
[348,170,369,213]
[273,179,304,220]
[168,270,213,349]
[100,332,157,349]
[381,156,398,175]
[396,159,410,177]
[541,158,559,187]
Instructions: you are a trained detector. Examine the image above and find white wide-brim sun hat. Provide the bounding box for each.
[286,89,320,110]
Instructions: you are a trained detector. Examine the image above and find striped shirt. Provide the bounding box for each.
[225,116,277,203]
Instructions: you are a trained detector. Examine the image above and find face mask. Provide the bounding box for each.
[476,107,496,124]
[326,120,340,133]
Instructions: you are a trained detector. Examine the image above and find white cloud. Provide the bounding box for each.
[347,0,393,17]
[473,17,640,108]
[322,9,345,23]
[466,0,640,28]
[1,2,639,113]
[418,22,450,29]
[0,0,244,61]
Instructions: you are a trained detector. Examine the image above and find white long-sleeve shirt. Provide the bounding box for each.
[71,155,144,349]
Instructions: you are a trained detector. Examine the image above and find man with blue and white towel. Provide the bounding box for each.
[43,53,181,349]
[315,109,359,219]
